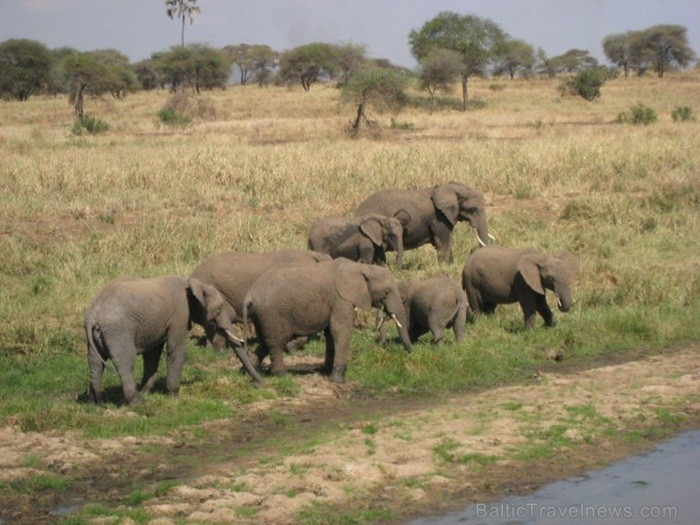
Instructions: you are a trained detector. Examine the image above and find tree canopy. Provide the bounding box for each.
[165,0,200,47]
[0,39,54,101]
[493,38,536,79]
[156,44,231,93]
[278,43,338,90]
[409,11,506,110]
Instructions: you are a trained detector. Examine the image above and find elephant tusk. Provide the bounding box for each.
[488,233,497,242]
[377,313,386,330]
[225,329,244,347]
[557,296,562,309]
[476,233,487,247]
[390,313,403,329]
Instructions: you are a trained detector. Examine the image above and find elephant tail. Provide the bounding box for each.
[242,296,252,356]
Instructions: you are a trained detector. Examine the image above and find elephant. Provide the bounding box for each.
[307,213,405,266]
[379,275,468,345]
[355,182,492,264]
[190,249,331,350]
[242,258,412,383]
[462,247,580,329]
[85,276,263,405]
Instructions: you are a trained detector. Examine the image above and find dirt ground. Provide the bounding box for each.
[1,344,698,524]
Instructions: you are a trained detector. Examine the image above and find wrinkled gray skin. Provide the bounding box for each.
[308,213,405,267]
[355,182,490,264]
[243,259,412,383]
[190,249,331,351]
[380,275,468,345]
[84,276,263,405]
[462,247,580,329]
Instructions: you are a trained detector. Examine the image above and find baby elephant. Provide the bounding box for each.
[85,276,263,405]
[308,214,404,266]
[462,247,580,329]
[379,275,468,345]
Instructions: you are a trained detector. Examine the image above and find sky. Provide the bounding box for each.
[2,0,699,69]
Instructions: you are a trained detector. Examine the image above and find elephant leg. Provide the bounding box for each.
[323,326,335,374]
[286,336,308,352]
[428,318,445,344]
[520,295,539,329]
[453,304,467,343]
[481,301,498,315]
[430,221,453,263]
[165,335,187,397]
[140,343,164,394]
[87,344,106,404]
[328,317,353,383]
[537,295,555,327]
[111,344,140,404]
[268,341,287,375]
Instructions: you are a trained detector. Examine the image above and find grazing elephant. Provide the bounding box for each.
[85,276,263,405]
[307,213,405,266]
[462,247,580,329]
[379,275,468,345]
[190,249,331,350]
[355,182,492,263]
[243,258,412,383]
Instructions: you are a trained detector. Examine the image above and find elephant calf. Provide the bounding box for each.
[462,247,580,329]
[243,258,412,383]
[379,275,468,345]
[85,276,262,405]
[307,214,404,266]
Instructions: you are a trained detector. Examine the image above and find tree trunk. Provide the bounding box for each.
[181,14,185,46]
[461,77,468,111]
[352,102,365,131]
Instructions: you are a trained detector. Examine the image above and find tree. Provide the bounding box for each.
[603,32,633,77]
[333,42,367,84]
[278,43,337,90]
[88,49,138,98]
[134,58,161,90]
[409,12,505,110]
[630,25,694,77]
[0,39,54,101]
[223,43,279,86]
[341,66,408,134]
[418,48,461,110]
[165,0,200,47]
[550,49,598,73]
[155,44,231,93]
[535,47,557,78]
[493,38,535,79]
[61,52,112,116]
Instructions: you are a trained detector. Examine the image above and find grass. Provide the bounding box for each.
[0,71,698,440]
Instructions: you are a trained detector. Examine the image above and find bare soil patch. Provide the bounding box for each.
[1,345,698,524]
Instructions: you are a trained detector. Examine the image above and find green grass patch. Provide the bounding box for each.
[10,474,69,494]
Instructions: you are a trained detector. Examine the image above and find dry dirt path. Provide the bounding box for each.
[1,344,698,524]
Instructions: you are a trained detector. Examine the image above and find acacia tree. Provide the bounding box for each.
[61,52,112,116]
[223,43,278,86]
[493,38,535,79]
[278,43,337,90]
[165,0,200,47]
[631,25,694,77]
[418,48,461,111]
[409,12,505,111]
[156,44,231,93]
[0,39,54,101]
[603,32,633,77]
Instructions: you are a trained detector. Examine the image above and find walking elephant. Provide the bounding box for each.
[85,276,263,405]
[307,213,405,266]
[355,182,492,263]
[379,275,468,345]
[462,247,580,329]
[190,249,331,350]
[243,258,412,383]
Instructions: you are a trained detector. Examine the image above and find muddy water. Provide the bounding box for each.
[410,429,700,524]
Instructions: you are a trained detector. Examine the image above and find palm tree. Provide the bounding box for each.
[165,0,200,47]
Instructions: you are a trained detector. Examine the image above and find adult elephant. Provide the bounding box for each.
[355,182,491,264]
[243,258,412,383]
[308,213,405,266]
[85,276,263,405]
[462,247,580,329]
[190,249,331,350]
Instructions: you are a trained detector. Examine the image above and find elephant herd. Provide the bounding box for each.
[85,182,579,405]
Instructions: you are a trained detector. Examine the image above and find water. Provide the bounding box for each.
[410,429,700,524]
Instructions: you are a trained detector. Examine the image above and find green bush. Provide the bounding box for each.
[157,107,191,128]
[671,105,694,122]
[616,104,658,125]
[560,68,607,101]
[71,114,109,135]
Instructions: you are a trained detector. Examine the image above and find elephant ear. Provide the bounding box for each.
[516,254,546,295]
[359,217,384,247]
[187,278,224,313]
[555,251,580,280]
[187,277,208,307]
[335,262,372,309]
[392,209,411,229]
[431,185,459,225]
[397,279,413,302]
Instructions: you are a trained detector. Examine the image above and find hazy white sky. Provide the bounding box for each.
[2,0,699,68]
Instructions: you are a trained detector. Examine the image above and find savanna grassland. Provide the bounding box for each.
[0,72,699,524]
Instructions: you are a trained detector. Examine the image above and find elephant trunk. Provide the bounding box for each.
[384,293,412,353]
[473,215,491,247]
[393,235,404,267]
[554,283,574,312]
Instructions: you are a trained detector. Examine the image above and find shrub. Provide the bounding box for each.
[617,104,658,125]
[559,68,607,101]
[71,114,109,135]
[671,105,694,122]
[157,107,191,128]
